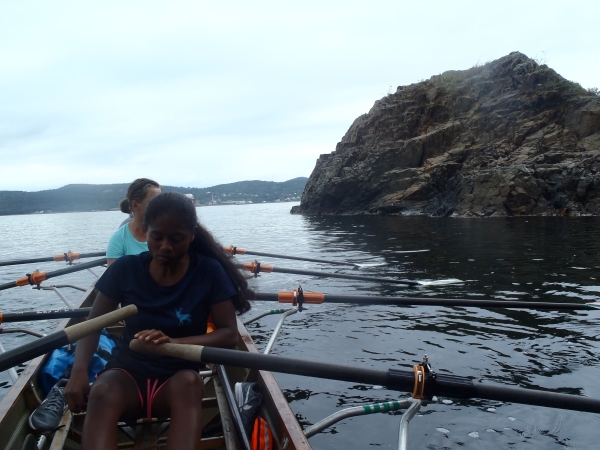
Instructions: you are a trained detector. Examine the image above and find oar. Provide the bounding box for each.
[0,251,105,267]
[235,262,420,286]
[0,258,107,292]
[130,340,600,414]
[224,245,359,267]
[0,305,137,372]
[0,308,92,324]
[254,291,599,310]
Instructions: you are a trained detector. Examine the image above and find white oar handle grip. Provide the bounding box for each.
[129,340,204,362]
[64,304,138,342]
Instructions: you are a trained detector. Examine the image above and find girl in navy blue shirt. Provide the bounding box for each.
[64,192,253,450]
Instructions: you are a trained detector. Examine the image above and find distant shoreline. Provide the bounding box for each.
[0,200,300,218]
[0,178,306,217]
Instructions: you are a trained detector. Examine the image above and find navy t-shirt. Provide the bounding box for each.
[95,251,236,377]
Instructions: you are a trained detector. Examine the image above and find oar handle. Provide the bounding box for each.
[65,304,137,342]
[130,340,203,361]
[0,305,137,373]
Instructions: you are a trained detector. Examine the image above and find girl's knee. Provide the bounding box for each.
[88,372,140,412]
[152,371,204,417]
[88,380,121,407]
[168,370,204,398]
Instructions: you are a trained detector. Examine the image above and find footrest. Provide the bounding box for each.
[49,411,72,450]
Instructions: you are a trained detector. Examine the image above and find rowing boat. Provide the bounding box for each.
[0,281,311,450]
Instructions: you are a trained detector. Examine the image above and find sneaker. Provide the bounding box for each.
[28,378,68,433]
[235,382,262,437]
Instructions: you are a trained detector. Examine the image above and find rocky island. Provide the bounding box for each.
[292,52,600,217]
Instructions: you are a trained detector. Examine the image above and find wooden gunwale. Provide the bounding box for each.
[235,318,311,449]
[0,284,97,450]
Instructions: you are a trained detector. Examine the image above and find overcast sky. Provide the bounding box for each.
[0,1,598,191]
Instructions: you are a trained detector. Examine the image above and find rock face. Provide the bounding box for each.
[292,52,600,217]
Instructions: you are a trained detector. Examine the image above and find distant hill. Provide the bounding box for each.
[0,178,307,216]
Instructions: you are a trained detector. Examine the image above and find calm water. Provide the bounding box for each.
[1,203,599,449]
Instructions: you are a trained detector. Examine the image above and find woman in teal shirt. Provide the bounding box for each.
[107,178,162,266]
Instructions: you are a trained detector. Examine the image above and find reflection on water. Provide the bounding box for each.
[1,205,600,449]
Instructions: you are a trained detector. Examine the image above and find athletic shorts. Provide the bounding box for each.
[98,359,174,420]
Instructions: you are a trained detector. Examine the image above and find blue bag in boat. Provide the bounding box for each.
[38,330,118,395]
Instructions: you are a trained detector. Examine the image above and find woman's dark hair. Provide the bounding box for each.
[144,192,253,313]
[120,178,161,214]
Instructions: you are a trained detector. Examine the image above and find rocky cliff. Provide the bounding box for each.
[292,52,600,217]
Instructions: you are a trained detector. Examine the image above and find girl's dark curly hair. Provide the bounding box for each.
[144,191,252,313]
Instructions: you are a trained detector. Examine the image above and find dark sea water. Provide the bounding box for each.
[1,203,599,449]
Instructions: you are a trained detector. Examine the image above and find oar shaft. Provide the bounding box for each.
[0,251,105,267]
[130,342,600,414]
[44,258,107,281]
[0,308,92,324]
[250,251,357,266]
[243,251,355,267]
[474,381,600,413]
[236,263,419,286]
[0,256,54,267]
[0,333,69,373]
[0,305,136,372]
[0,258,107,292]
[0,280,21,292]
[224,245,358,267]
[387,370,600,413]
[253,292,590,310]
[130,340,388,384]
[274,267,419,285]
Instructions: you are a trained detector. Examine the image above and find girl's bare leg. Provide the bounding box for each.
[82,370,142,450]
[153,370,205,450]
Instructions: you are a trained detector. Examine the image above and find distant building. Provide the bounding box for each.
[184,193,195,204]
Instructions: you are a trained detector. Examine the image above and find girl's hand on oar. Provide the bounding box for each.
[63,367,91,413]
[134,329,172,344]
